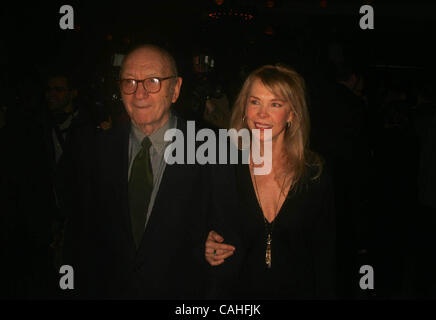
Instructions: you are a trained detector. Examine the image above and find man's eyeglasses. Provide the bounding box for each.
[119,76,176,95]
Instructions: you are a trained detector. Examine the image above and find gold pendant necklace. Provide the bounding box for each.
[265,233,272,268]
[252,167,287,269]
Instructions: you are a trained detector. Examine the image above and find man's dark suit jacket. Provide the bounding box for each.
[63,117,210,299]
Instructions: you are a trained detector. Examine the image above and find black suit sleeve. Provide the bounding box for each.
[203,163,245,299]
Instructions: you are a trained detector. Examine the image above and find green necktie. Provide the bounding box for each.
[129,136,153,248]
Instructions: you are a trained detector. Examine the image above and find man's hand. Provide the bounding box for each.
[205,230,236,266]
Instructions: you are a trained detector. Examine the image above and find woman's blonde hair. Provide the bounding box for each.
[229,64,323,189]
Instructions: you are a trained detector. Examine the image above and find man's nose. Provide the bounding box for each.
[135,82,149,99]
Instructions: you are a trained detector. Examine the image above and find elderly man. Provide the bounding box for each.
[64,44,209,299]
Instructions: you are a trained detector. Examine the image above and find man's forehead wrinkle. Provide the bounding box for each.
[123,59,166,75]
[124,62,160,72]
[122,62,164,77]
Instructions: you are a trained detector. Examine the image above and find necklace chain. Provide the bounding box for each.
[251,165,288,268]
[252,168,288,224]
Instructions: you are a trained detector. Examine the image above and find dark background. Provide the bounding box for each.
[1,0,436,300]
[3,1,436,92]
[2,0,436,116]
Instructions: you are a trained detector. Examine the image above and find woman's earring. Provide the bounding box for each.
[287,122,291,129]
[242,115,246,122]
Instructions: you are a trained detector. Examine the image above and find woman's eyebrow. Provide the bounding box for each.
[248,95,285,102]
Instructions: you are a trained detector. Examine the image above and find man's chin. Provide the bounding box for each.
[129,110,170,132]
[132,115,161,129]
[132,119,152,129]
[130,112,153,126]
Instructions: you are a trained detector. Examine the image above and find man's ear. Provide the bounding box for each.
[171,77,183,103]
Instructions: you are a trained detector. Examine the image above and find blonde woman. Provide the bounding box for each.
[205,64,335,299]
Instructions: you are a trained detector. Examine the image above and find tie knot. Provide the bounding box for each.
[141,136,152,150]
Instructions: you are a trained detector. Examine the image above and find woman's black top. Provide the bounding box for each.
[207,161,336,299]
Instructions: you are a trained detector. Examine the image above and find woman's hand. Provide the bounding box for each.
[205,230,236,266]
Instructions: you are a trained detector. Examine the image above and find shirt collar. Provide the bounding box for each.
[131,113,177,155]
